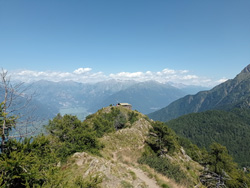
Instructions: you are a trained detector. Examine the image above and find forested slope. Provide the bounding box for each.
[167,108,250,167]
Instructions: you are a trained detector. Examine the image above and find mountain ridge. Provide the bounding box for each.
[148,64,250,121]
[60,106,202,187]
[25,79,207,119]
[95,81,187,114]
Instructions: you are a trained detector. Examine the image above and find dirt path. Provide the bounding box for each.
[112,151,160,187]
[129,167,160,188]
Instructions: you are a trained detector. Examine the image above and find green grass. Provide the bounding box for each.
[128,170,137,180]
[121,180,133,188]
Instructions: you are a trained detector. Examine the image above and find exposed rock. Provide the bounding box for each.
[180,147,192,161]
[72,151,159,188]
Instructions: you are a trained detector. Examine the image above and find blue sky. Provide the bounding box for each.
[0,0,250,86]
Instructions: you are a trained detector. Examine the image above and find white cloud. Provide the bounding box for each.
[146,71,152,75]
[180,70,189,74]
[162,68,176,74]
[216,78,228,84]
[182,75,198,80]
[73,68,92,74]
[9,67,225,87]
[111,72,143,78]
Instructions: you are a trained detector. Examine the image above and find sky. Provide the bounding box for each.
[0,0,250,86]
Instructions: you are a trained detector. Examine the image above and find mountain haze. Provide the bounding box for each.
[149,64,250,121]
[96,81,186,114]
[26,80,136,118]
[26,80,198,119]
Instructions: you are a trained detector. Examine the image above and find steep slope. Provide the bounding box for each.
[167,108,250,167]
[149,64,250,121]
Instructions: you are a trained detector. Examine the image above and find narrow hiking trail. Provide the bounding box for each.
[129,166,160,188]
[112,150,160,188]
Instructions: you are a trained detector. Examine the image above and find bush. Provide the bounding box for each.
[0,136,59,187]
[46,114,102,160]
[138,155,187,183]
[128,111,139,124]
[147,121,180,156]
[89,107,130,137]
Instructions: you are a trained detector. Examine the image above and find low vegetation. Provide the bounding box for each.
[0,106,141,187]
[1,106,249,187]
[138,121,194,186]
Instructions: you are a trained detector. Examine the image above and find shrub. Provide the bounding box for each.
[138,155,187,183]
[0,136,59,187]
[46,114,102,160]
[128,111,139,124]
[147,121,180,156]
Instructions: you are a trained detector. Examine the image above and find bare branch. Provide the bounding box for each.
[0,68,39,153]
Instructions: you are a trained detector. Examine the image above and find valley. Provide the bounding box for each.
[25,80,207,120]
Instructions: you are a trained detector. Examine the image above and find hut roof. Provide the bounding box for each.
[118,103,131,106]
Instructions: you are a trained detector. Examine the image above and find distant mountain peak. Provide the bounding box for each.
[149,64,250,121]
[235,64,250,81]
[240,64,250,74]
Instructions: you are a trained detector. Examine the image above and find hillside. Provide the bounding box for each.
[67,106,201,187]
[149,64,250,121]
[167,108,250,167]
[2,106,250,187]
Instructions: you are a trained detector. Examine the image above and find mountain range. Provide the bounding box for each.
[2,65,250,187]
[147,64,250,167]
[25,79,207,120]
[149,64,250,121]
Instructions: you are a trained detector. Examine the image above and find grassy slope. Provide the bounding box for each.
[61,106,203,188]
